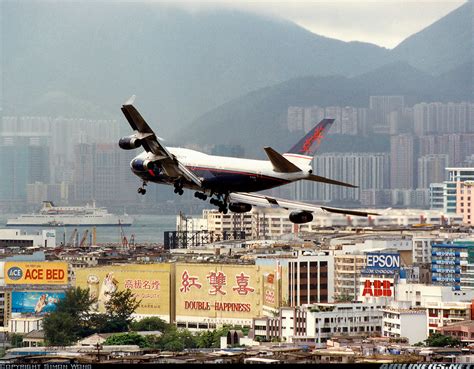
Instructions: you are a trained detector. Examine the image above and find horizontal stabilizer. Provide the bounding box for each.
[306,174,358,188]
[321,206,379,217]
[264,147,302,173]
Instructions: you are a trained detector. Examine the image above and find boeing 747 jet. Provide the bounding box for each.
[119,96,377,224]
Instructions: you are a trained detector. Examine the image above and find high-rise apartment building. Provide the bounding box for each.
[305,152,389,202]
[417,155,448,189]
[369,95,405,127]
[390,134,415,189]
[0,137,50,201]
[414,102,474,136]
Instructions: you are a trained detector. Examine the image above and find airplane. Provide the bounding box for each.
[118,96,378,224]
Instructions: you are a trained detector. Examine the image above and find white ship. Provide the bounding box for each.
[7,201,134,227]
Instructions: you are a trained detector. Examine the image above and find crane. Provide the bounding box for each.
[79,229,89,247]
[118,220,128,250]
[67,228,78,247]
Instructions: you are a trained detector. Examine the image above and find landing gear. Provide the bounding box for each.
[173,180,184,196]
[194,192,208,200]
[209,193,229,214]
[138,181,147,195]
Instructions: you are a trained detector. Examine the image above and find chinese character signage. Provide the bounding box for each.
[75,264,171,315]
[176,264,273,319]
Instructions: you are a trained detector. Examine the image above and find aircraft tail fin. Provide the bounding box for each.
[283,118,334,166]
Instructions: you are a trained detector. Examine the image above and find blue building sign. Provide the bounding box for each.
[362,253,400,275]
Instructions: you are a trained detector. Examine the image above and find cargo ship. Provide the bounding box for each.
[7,201,133,227]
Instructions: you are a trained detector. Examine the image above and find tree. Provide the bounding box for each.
[104,289,141,332]
[9,333,24,348]
[43,287,97,345]
[424,332,461,347]
[55,287,96,320]
[334,294,354,303]
[130,317,169,332]
[43,312,77,346]
[104,332,149,348]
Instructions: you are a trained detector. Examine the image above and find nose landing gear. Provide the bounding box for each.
[173,180,184,196]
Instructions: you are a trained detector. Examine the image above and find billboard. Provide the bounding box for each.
[11,291,65,315]
[362,253,400,275]
[75,264,171,316]
[4,262,68,285]
[359,278,395,303]
[175,263,278,319]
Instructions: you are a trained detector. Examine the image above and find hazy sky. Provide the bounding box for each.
[159,0,468,48]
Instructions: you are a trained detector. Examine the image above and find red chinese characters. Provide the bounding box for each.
[180,270,202,292]
[232,272,255,295]
[207,271,227,295]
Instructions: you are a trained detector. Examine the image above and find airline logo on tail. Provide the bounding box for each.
[301,125,326,154]
[287,119,334,156]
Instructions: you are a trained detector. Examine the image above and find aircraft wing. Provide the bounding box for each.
[121,96,202,186]
[229,192,379,217]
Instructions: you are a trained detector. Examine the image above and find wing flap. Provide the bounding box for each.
[230,192,378,217]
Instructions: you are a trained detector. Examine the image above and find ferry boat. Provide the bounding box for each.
[7,201,134,227]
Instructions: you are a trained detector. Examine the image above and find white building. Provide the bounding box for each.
[305,303,384,345]
[0,229,56,248]
[253,302,384,345]
[9,316,43,334]
[411,235,444,264]
[381,306,428,344]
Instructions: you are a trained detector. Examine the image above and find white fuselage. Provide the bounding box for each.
[130,147,312,193]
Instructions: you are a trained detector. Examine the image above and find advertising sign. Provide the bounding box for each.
[362,253,401,275]
[359,278,395,300]
[11,291,65,315]
[366,253,400,269]
[75,264,171,315]
[4,262,68,285]
[176,263,277,319]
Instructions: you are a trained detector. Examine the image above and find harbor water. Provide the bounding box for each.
[0,214,181,244]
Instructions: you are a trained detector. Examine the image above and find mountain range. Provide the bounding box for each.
[2,1,472,142]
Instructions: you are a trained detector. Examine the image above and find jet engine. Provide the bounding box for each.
[131,158,163,175]
[289,211,313,224]
[229,202,252,213]
[119,135,142,150]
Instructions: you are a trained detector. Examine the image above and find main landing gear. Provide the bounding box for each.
[137,181,147,195]
[174,181,184,196]
[209,193,229,214]
[194,192,208,200]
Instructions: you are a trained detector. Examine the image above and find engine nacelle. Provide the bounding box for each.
[289,211,313,224]
[229,202,252,213]
[119,135,142,150]
[131,158,152,172]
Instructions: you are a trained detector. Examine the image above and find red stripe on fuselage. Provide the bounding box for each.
[282,153,313,160]
[187,166,290,183]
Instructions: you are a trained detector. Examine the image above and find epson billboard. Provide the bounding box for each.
[366,253,400,270]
